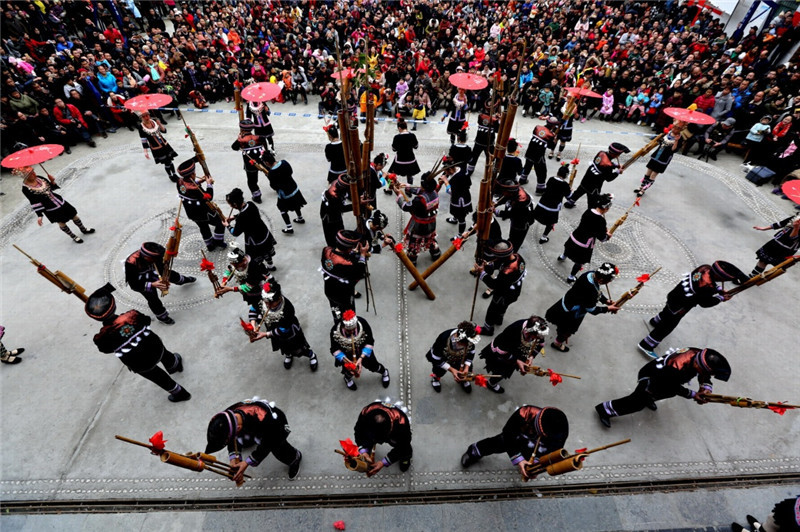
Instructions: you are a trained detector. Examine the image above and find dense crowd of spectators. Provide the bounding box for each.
[2,0,800,190]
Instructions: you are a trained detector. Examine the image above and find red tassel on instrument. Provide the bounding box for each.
[768,402,791,415]
[200,257,215,271]
[574,447,587,454]
[333,520,346,531]
[203,193,212,200]
[453,237,463,250]
[636,273,650,283]
[473,374,488,387]
[570,158,580,165]
[394,243,404,253]
[461,121,469,130]
[240,318,254,332]
[149,431,167,450]
[339,438,359,457]
[548,369,563,386]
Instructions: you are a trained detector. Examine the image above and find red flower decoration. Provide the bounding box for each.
[473,374,488,387]
[233,81,243,89]
[570,158,580,165]
[634,197,641,207]
[394,242,404,253]
[461,121,469,131]
[663,125,672,134]
[149,431,167,450]
[323,124,332,132]
[344,361,357,371]
[547,369,563,386]
[395,113,401,119]
[339,439,359,457]
[203,193,212,200]
[169,226,176,231]
[342,309,356,321]
[768,402,793,415]
[636,273,650,283]
[199,257,215,271]
[333,521,346,531]
[453,237,463,250]
[240,318,255,332]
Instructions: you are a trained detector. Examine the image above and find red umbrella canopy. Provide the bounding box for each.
[449,73,489,91]
[124,93,173,112]
[663,106,716,125]
[781,179,800,204]
[565,86,602,99]
[1,144,64,168]
[331,67,366,80]
[241,82,282,102]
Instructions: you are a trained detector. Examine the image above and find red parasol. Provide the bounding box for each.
[565,86,602,99]
[449,73,489,91]
[241,82,282,102]
[781,179,800,204]
[1,144,64,168]
[124,93,173,112]
[663,106,715,125]
[331,67,366,80]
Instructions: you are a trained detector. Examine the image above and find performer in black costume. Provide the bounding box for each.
[205,398,302,482]
[86,283,190,402]
[750,215,800,276]
[18,165,94,244]
[215,244,274,305]
[520,117,558,193]
[445,156,474,237]
[634,128,680,197]
[495,139,523,189]
[261,151,306,234]
[388,118,420,185]
[495,179,534,253]
[474,240,527,337]
[353,399,412,476]
[533,164,572,244]
[246,100,275,152]
[320,174,353,247]
[558,192,613,283]
[231,119,269,203]
[330,310,390,391]
[224,187,277,270]
[467,113,497,176]
[124,242,197,325]
[595,347,731,427]
[425,321,480,393]
[324,124,347,184]
[448,130,472,172]
[320,229,367,320]
[478,316,549,394]
[251,282,318,371]
[549,111,574,161]
[461,405,569,481]
[176,158,226,251]
[138,110,178,181]
[545,262,620,352]
[638,261,747,358]
[395,172,441,265]
[564,143,629,208]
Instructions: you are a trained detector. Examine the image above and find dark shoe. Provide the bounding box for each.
[487,382,504,394]
[563,200,575,209]
[557,254,566,262]
[519,177,529,184]
[182,276,197,284]
[430,248,441,260]
[158,315,175,325]
[288,451,302,479]
[535,184,546,195]
[266,264,277,272]
[710,154,717,161]
[539,236,549,244]
[309,352,318,371]
[645,399,658,411]
[551,341,569,352]
[293,217,305,224]
[72,236,84,243]
[353,291,362,299]
[284,354,293,369]
[730,523,746,532]
[88,141,97,148]
[482,288,494,299]
[461,447,480,468]
[282,227,294,234]
[637,342,659,359]
[431,377,442,392]
[746,515,763,531]
[446,216,458,225]
[344,375,358,391]
[80,227,95,234]
[170,353,184,374]
[399,459,410,472]
[566,275,576,283]
[101,132,108,139]
[168,386,191,402]
[595,404,611,428]
[478,325,494,336]
[1,350,23,364]
[253,196,262,204]
[381,368,391,388]
[648,317,658,327]
[64,146,72,154]
[460,380,472,394]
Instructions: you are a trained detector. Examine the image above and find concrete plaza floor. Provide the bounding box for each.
[1,99,798,530]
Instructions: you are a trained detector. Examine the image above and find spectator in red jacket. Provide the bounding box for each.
[694,89,716,114]
[53,98,95,147]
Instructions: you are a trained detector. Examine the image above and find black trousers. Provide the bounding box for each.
[474,433,533,461]
[335,352,385,377]
[192,216,225,248]
[321,216,344,247]
[133,348,180,392]
[522,157,547,186]
[508,226,529,254]
[642,303,690,349]
[484,292,518,327]
[136,271,187,319]
[245,168,261,197]
[244,435,298,466]
[600,379,674,418]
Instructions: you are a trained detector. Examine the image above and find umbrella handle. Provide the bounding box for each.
[39,163,54,181]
